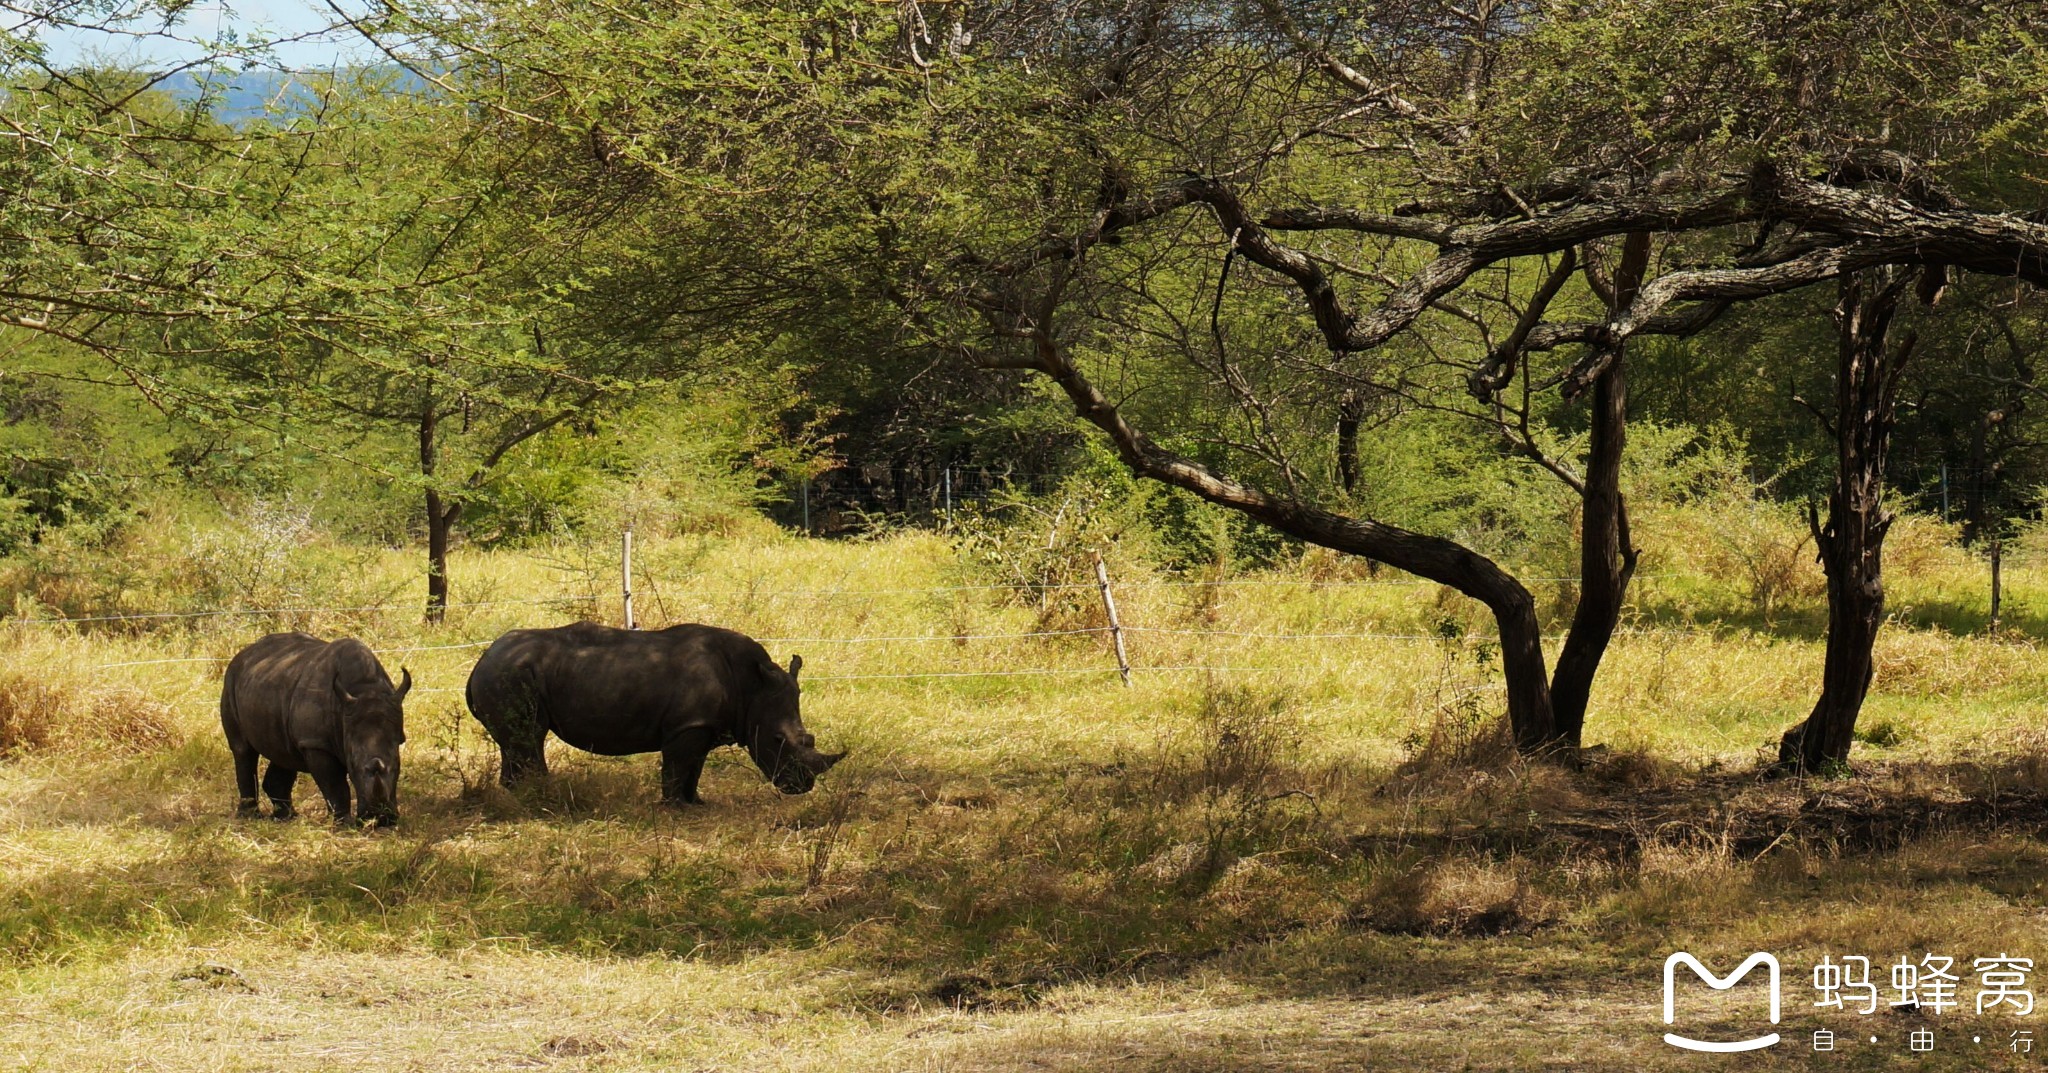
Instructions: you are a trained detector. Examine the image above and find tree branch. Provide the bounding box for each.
[1559,241,1915,398]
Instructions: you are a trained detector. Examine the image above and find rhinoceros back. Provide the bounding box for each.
[466,622,758,757]
[220,632,345,766]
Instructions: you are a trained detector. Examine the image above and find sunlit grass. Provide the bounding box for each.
[3,520,2047,1070]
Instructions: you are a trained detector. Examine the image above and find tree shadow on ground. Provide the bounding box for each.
[11,730,2048,1020]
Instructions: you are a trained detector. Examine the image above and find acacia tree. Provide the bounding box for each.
[371,0,1692,750]
[915,2,2047,757]
[2,10,703,620]
[367,0,2048,759]
[1777,268,1931,770]
[180,80,716,621]
[956,1,2048,763]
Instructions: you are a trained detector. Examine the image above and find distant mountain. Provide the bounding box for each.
[153,66,428,121]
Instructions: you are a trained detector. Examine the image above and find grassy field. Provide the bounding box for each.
[6,519,2048,1070]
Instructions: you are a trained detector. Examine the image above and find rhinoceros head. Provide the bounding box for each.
[744,654,846,795]
[335,666,411,826]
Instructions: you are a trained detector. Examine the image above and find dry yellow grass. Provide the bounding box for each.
[4,520,2048,1070]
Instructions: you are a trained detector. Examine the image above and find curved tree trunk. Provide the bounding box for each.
[1550,234,1649,746]
[1158,460,1556,752]
[1020,333,1561,752]
[1787,508,1888,770]
[1780,269,1920,773]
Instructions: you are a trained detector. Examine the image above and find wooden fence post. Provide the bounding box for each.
[622,527,637,630]
[1991,532,2004,631]
[1094,552,1132,687]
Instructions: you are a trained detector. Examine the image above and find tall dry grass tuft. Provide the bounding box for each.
[1968,725,2048,794]
[0,667,177,757]
[1187,680,1300,798]
[1884,514,1973,580]
[1131,680,1328,893]
[0,673,58,755]
[1352,856,1552,937]
[1395,625,1514,780]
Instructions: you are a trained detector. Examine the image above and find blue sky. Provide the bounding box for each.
[29,1,382,70]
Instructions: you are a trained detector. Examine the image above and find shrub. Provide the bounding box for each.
[1398,624,1513,776]
[1884,513,1972,579]
[1695,497,1821,621]
[954,443,1162,630]
[182,499,326,608]
[488,373,824,546]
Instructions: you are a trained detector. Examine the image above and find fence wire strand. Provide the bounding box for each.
[62,573,1712,678]
[16,570,1692,629]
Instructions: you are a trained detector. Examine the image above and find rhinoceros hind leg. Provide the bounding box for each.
[231,744,261,817]
[262,761,299,820]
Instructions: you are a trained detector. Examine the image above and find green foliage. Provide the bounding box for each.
[0,455,127,557]
[0,355,175,557]
[1488,0,2048,185]
[465,369,829,545]
[2,0,2042,646]
[956,435,1309,609]
[174,499,394,612]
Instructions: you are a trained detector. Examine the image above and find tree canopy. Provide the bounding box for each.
[4,0,2046,766]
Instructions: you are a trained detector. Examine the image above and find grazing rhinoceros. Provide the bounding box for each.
[219,633,411,826]
[464,622,844,804]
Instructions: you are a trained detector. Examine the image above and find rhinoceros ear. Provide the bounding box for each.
[331,673,358,704]
[787,654,803,682]
[395,667,413,700]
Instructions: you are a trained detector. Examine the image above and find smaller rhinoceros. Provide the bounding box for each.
[220,632,411,826]
[464,622,844,804]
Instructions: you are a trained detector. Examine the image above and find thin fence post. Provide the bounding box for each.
[801,479,812,535]
[943,467,954,527]
[622,527,637,630]
[1093,552,1132,687]
[1990,532,2004,631]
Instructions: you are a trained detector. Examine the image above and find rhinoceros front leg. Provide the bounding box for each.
[304,749,354,826]
[498,737,548,788]
[262,761,299,820]
[661,727,715,806]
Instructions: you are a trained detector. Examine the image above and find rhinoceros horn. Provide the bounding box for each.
[809,749,847,774]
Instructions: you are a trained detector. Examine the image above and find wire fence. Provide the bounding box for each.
[11,570,1689,628]
[8,595,586,626]
[22,567,1729,685]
